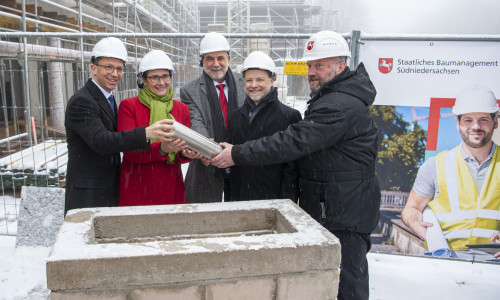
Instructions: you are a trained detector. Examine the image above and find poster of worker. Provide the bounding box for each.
[362,40,500,261]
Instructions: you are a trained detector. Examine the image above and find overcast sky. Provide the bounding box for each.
[332,0,500,34]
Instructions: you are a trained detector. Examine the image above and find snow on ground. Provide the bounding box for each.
[0,236,50,300]
[369,252,499,300]
[2,234,499,299]
[0,195,20,236]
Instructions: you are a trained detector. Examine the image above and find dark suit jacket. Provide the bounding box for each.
[64,79,149,214]
[228,92,302,202]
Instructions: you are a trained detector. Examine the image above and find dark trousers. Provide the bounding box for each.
[223,178,231,202]
[332,230,371,300]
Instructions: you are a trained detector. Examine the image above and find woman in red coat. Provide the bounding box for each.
[117,50,200,206]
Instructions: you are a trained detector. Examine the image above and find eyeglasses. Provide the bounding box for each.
[147,74,171,83]
[95,64,125,74]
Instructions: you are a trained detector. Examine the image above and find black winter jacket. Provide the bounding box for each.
[228,88,302,202]
[232,64,380,233]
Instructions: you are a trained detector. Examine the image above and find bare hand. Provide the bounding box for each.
[490,233,500,258]
[401,190,433,241]
[409,220,433,241]
[201,157,211,166]
[211,142,234,168]
[146,119,175,141]
[161,138,188,153]
[490,233,500,244]
[181,149,203,159]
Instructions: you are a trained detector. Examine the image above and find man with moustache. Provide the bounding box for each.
[64,37,174,214]
[180,32,245,203]
[211,31,380,300]
[227,51,302,202]
[402,85,500,260]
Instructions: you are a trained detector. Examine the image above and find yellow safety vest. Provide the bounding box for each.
[429,145,500,250]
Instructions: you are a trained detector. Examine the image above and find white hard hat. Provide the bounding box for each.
[300,30,351,61]
[199,32,230,55]
[139,50,174,74]
[241,51,275,74]
[91,37,128,63]
[452,85,499,115]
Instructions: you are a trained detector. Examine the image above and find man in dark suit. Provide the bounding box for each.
[64,37,174,215]
[180,32,245,203]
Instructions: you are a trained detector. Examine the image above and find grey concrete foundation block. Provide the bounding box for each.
[47,200,341,294]
[16,186,65,247]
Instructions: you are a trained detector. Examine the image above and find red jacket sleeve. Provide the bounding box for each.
[117,97,166,164]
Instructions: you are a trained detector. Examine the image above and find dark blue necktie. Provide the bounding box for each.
[107,95,115,115]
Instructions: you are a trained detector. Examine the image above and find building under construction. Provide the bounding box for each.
[0,0,323,189]
[0,0,322,135]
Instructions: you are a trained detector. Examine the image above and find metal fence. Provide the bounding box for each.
[1,31,499,236]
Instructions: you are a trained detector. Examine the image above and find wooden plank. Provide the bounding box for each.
[25,4,43,15]
[66,18,77,25]
[0,0,16,8]
[0,17,20,30]
[42,11,58,19]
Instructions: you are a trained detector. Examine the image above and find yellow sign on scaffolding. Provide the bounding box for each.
[283,61,308,75]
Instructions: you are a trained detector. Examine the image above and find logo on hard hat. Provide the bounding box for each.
[307,41,315,51]
[378,58,393,74]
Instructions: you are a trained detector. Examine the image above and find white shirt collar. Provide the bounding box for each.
[213,80,227,87]
[92,79,113,99]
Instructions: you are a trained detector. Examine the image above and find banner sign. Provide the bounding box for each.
[359,40,500,107]
[283,61,308,75]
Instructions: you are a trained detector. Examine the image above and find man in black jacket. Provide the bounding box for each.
[228,51,302,202]
[212,31,380,300]
[64,37,174,215]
